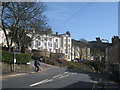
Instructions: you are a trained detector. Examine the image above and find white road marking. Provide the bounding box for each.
[9,74,26,77]
[53,72,76,79]
[30,79,48,87]
[71,73,77,75]
[64,72,69,74]
[30,79,53,87]
[59,74,69,79]
[30,71,76,87]
[44,79,53,83]
[53,74,62,78]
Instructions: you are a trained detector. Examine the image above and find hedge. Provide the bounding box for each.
[2,50,31,64]
[2,50,13,64]
[16,53,31,64]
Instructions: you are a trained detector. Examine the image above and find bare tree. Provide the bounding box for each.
[1,2,50,51]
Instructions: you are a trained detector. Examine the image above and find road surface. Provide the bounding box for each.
[2,65,118,89]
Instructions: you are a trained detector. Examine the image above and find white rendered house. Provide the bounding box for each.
[31,31,72,61]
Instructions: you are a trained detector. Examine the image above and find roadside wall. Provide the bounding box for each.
[32,51,50,58]
[1,62,34,74]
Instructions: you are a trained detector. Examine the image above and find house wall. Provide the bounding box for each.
[31,33,72,61]
[107,41,120,64]
[105,40,120,81]
[71,46,91,60]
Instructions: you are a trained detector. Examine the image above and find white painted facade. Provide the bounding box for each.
[72,45,91,60]
[0,28,5,46]
[31,32,72,61]
[72,46,81,60]
[1,29,72,61]
[0,28,13,47]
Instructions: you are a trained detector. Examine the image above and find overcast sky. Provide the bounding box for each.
[45,2,118,42]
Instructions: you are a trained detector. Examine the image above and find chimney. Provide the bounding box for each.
[96,37,101,42]
[112,35,119,44]
[56,32,58,35]
[66,31,71,36]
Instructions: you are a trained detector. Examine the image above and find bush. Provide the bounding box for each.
[88,61,105,73]
[16,53,31,64]
[62,61,82,70]
[45,57,59,65]
[2,50,13,64]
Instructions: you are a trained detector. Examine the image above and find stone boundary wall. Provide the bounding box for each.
[0,62,34,74]
[32,51,50,58]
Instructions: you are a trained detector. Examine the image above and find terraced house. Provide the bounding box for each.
[71,39,91,61]
[31,31,72,61]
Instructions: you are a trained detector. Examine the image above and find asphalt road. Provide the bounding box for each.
[2,66,102,89]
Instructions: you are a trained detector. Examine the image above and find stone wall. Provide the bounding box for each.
[50,53,65,60]
[0,62,34,74]
[32,51,50,58]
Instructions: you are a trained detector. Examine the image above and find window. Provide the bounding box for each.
[32,41,35,46]
[36,36,41,40]
[35,41,39,46]
[44,43,46,46]
[56,44,58,48]
[49,42,52,47]
[49,38,52,41]
[55,49,57,53]
[64,44,66,47]
[44,38,47,41]
[68,56,70,59]
[68,44,70,47]
[68,39,70,42]
[61,43,63,47]
[54,43,58,48]
[64,39,66,42]
[65,49,66,53]
[69,49,71,52]
[68,50,69,53]
[38,42,41,46]
[56,39,58,42]
[4,39,6,42]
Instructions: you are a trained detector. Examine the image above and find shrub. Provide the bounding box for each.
[16,53,31,64]
[63,61,82,70]
[2,50,13,64]
[45,57,59,65]
[88,61,105,73]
